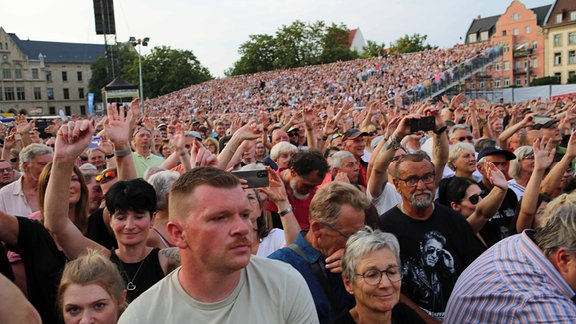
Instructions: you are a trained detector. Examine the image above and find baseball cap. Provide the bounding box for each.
[477,146,516,161]
[342,128,369,141]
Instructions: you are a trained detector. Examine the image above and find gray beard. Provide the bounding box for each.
[411,190,433,208]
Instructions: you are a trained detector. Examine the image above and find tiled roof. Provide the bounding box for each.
[9,33,105,64]
[348,29,357,47]
[467,15,500,34]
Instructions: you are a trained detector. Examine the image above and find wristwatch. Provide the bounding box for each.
[278,206,293,217]
[434,126,447,135]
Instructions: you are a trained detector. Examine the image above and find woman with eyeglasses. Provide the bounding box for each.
[437,162,508,247]
[507,145,534,200]
[332,227,424,324]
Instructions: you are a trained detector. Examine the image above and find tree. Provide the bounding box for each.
[389,33,435,54]
[530,76,561,86]
[226,34,277,76]
[318,23,359,64]
[227,20,359,76]
[142,46,212,98]
[361,40,387,58]
[88,43,138,103]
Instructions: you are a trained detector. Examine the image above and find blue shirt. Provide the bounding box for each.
[445,230,576,323]
[268,231,354,324]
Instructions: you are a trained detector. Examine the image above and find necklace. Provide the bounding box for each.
[119,256,147,291]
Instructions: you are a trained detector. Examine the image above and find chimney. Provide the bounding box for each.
[477,15,481,20]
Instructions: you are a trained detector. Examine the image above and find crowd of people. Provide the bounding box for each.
[1,41,576,323]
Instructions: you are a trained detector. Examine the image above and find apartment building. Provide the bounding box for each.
[543,0,576,83]
[0,27,104,116]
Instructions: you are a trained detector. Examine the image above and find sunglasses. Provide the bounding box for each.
[465,194,481,205]
[457,136,474,142]
[96,171,116,183]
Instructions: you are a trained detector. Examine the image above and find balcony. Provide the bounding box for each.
[513,48,533,58]
[513,67,531,74]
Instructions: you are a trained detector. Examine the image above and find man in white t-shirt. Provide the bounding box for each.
[119,167,317,324]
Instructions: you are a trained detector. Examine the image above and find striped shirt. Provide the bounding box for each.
[444,230,576,323]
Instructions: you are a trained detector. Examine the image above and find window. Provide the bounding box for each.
[557,13,563,23]
[555,53,562,65]
[571,11,576,21]
[0,87,3,101]
[16,87,25,100]
[569,71,576,79]
[77,71,82,81]
[524,59,530,69]
[2,68,11,79]
[502,30,507,36]
[78,88,84,99]
[80,105,86,115]
[515,77,521,86]
[511,13,520,21]
[34,87,41,100]
[49,107,56,115]
[525,25,531,34]
[4,87,14,101]
[569,51,576,65]
[494,62,501,71]
[62,71,67,81]
[570,32,576,45]
[65,106,71,116]
[495,79,501,88]
[14,69,22,79]
[479,81,485,89]
[554,72,562,80]
[32,68,39,79]
[480,31,489,41]
[514,61,521,70]
[47,88,54,100]
[532,40,538,49]
[468,34,477,43]
[504,78,510,87]
[46,71,52,82]
[554,34,562,46]
[503,61,510,71]
[63,88,70,100]
[0,43,2,50]
[532,57,538,68]
[513,28,519,35]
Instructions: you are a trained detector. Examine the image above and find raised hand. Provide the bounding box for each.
[532,138,555,172]
[258,167,289,204]
[234,119,263,141]
[55,120,95,160]
[104,103,132,147]
[485,161,508,190]
[14,114,34,135]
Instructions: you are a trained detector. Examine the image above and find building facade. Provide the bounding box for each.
[0,27,104,116]
[543,0,576,84]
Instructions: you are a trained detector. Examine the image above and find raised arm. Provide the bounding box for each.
[541,131,576,197]
[466,162,508,233]
[217,120,262,169]
[259,167,300,245]
[498,113,534,149]
[516,138,555,232]
[425,106,449,185]
[104,103,136,180]
[302,107,317,150]
[44,120,108,260]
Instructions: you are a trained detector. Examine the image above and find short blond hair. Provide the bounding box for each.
[309,182,370,225]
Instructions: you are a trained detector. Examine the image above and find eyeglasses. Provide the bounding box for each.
[457,136,474,142]
[355,266,402,286]
[464,194,481,205]
[96,171,116,183]
[396,172,435,187]
[320,222,351,239]
[0,166,13,173]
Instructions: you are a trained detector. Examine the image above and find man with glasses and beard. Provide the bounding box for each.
[379,151,484,322]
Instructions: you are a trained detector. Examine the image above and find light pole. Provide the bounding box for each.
[129,36,149,112]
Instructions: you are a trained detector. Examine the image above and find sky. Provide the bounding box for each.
[2,0,553,77]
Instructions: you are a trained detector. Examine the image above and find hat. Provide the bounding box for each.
[477,146,516,161]
[287,126,299,133]
[533,119,558,130]
[184,131,203,140]
[157,123,168,129]
[342,128,368,141]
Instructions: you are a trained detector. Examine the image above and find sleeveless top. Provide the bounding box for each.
[110,247,165,302]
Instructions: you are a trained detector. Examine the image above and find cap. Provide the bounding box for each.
[477,146,516,161]
[342,128,368,141]
[533,119,558,130]
[287,127,299,133]
[157,123,168,129]
[184,131,202,140]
